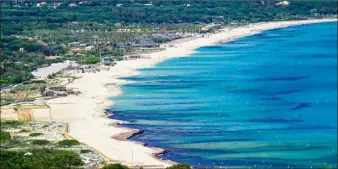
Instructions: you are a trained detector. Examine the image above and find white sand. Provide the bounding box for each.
[28,18,338,168]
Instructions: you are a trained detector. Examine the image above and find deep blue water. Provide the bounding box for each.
[110,22,337,168]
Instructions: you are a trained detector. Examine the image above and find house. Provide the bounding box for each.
[24,152,33,156]
[44,56,59,60]
[79,43,88,47]
[84,45,94,51]
[70,48,83,53]
[68,3,77,7]
[116,4,123,7]
[111,42,131,48]
[276,1,290,6]
[144,3,153,6]
[117,28,131,32]
[19,48,24,52]
[131,40,159,48]
[69,42,80,47]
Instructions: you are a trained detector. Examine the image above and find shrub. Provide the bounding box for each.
[102,163,129,169]
[0,131,11,143]
[29,133,43,137]
[31,139,50,145]
[20,129,30,132]
[166,164,191,169]
[84,56,100,64]
[58,139,80,146]
[0,149,84,169]
[1,120,23,128]
[80,149,91,154]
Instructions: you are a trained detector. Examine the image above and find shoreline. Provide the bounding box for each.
[44,18,336,168]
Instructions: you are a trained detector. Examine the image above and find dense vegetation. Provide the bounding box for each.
[0,120,24,128]
[29,132,43,137]
[2,0,337,35]
[0,130,11,143]
[1,0,336,86]
[0,149,84,169]
[58,139,81,146]
[0,36,66,86]
[102,163,130,169]
[30,139,51,145]
[166,164,192,169]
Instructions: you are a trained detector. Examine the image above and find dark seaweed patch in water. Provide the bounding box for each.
[126,83,199,90]
[311,54,335,58]
[248,118,303,123]
[277,125,335,131]
[140,101,200,106]
[290,103,311,111]
[202,46,224,49]
[232,88,301,95]
[261,96,284,101]
[273,89,302,95]
[254,76,308,82]
[256,33,294,39]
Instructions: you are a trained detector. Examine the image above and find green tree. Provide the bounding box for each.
[102,163,130,169]
[166,164,191,169]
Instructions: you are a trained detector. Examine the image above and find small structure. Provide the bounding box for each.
[76,65,100,73]
[276,1,290,6]
[111,42,131,48]
[24,152,33,156]
[68,3,77,7]
[131,40,159,48]
[45,90,55,97]
[70,48,83,54]
[84,45,94,51]
[48,87,67,96]
[79,43,89,47]
[124,54,143,60]
[101,57,116,66]
[69,42,80,47]
[44,56,59,60]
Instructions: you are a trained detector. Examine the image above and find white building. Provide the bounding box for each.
[276,1,290,6]
[84,45,94,51]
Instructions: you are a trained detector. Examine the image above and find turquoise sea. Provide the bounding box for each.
[110,22,337,168]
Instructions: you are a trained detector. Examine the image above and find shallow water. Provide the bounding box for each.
[110,22,337,168]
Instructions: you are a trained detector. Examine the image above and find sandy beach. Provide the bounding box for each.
[17,18,338,168]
